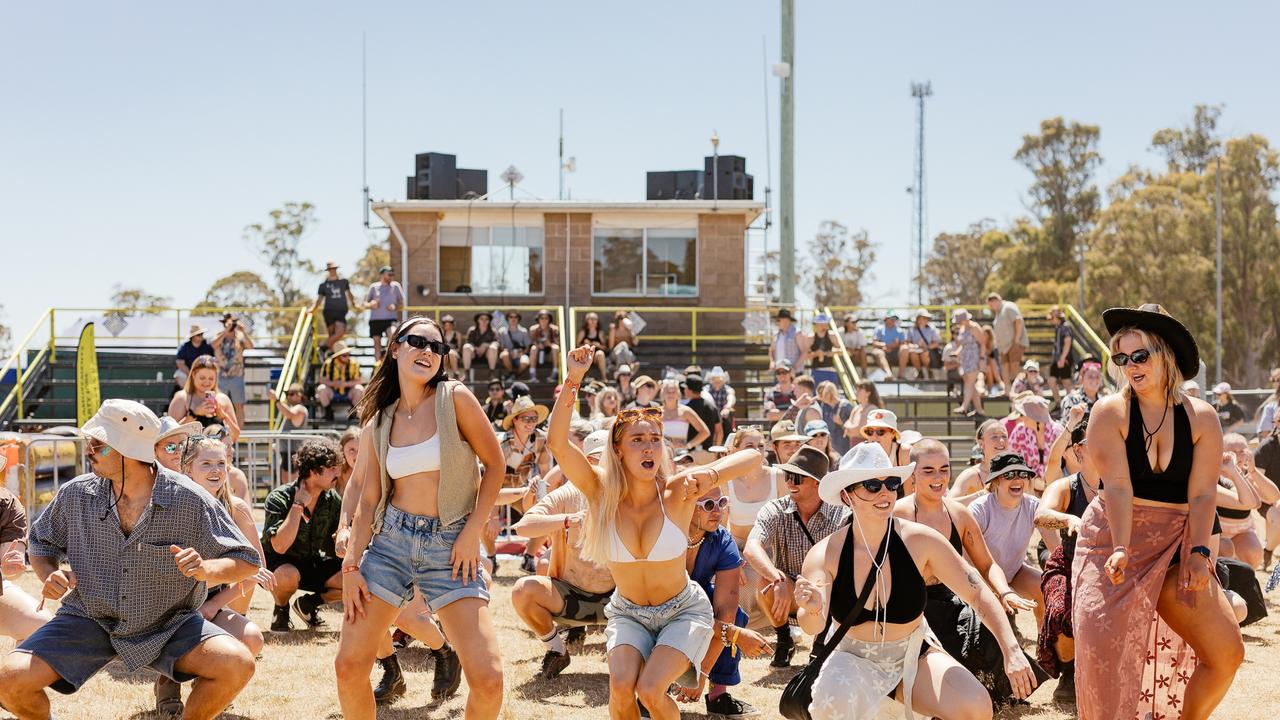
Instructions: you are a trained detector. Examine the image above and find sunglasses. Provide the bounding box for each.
[516,414,539,424]
[784,472,811,486]
[848,476,903,495]
[162,441,181,455]
[84,438,111,457]
[998,470,1035,481]
[1111,348,1152,367]
[864,428,893,437]
[397,334,450,355]
[695,497,731,512]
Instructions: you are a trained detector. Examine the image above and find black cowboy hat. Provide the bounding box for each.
[774,308,794,320]
[987,452,1035,485]
[775,445,831,483]
[473,311,492,324]
[1102,304,1199,379]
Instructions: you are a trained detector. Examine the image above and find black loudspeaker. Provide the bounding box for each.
[414,152,458,199]
[457,169,488,199]
[702,155,753,199]
[647,171,676,200]
[406,176,418,200]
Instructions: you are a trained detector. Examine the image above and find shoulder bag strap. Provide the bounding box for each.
[792,510,816,546]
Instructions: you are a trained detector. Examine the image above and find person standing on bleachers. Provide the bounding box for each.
[987,292,1030,391]
[213,313,253,427]
[174,324,214,389]
[317,342,365,423]
[315,261,367,354]
[770,308,810,373]
[365,265,405,362]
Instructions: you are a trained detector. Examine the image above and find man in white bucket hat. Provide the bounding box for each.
[0,399,262,720]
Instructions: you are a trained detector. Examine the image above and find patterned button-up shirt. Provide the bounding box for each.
[27,468,259,671]
[747,495,849,579]
[262,482,342,562]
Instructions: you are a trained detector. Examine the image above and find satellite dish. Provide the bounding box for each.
[501,165,524,186]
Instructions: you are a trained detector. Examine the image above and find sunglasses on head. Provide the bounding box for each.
[695,497,730,512]
[397,334,450,355]
[1111,348,1152,367]
[848,476,903,495]
[611,406,663,441]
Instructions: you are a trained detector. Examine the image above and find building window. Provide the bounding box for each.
[439,226,544,295]
[592,228,697,296]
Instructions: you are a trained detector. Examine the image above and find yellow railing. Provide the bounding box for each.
[0,308,57,422]
[822,306,861,400]
[1063,304,1111,368]
[269,309,316,430]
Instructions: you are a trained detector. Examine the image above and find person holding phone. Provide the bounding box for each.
[213,313,253,426]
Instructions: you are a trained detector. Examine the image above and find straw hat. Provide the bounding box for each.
[502,396,549,430]
[632,375,657,391]
[80,399,162,464]
[156,417,202,445]
[860,409,900,439]
[329,341,353,359]
[1102,303,1200,379]
[187,324,206,340]
[820,443,916,506]
[770,420,809,443]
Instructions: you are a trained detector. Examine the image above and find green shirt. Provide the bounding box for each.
[262,482,342,561]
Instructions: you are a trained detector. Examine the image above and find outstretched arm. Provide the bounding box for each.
[678,448,764,498]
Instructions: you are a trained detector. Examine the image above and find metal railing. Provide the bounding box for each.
[235,429,343,506]
[269,309,317,430]
[14,435,85,518]
[822,305,861,400]
[0,309,56,423]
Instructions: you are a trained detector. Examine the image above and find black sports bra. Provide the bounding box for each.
[1125,394,1193,504]
[829,519,927,626]
[1217,479,1252,519]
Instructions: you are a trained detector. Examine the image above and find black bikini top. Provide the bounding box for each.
[913,504,962,554]
[829,519,927,626]
[1125,393,1193,504]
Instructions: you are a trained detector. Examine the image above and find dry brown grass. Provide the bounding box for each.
[2,562,1278,720]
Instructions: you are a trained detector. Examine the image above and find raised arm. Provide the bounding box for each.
[679,448,764,498]
[547,346,603,498]
[1044,404,1086,485]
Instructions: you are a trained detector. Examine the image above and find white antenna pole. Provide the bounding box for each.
[761,34,773,299]
[559,109,565,201]
[362,32,369,228]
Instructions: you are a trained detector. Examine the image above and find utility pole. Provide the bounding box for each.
[778,0,795,305]
[558,109,565,201]
[910,81,932,307]
[1215,154,1223,384]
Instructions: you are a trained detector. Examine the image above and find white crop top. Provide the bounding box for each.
[385,434,440,479]
[726,473,776,526]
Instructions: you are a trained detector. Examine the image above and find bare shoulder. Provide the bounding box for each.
[1185,395,1220,427]
[1092,392,1127,423]
[944,497,978,527]
[230,496,255,522]
[892,496,915,519]
[896,517,952,560]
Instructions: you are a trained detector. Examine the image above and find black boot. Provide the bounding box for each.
[431,643,462,701]
[270,604,292,632]
[373,653,407,705]
[770,624,794,668]
[1053,660,1076,703]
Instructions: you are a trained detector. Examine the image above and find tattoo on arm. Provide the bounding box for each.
[965,568,982,590]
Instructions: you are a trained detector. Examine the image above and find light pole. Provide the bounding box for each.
[1215,154,1223,384]
[778,0,795,305]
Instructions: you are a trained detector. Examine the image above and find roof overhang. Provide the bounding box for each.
[372,200,764,227]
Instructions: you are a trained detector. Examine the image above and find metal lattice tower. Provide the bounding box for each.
[910,81,932,306]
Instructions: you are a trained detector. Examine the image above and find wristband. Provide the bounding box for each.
[999,590,1018,598]
[342,565,361,574]
[1112,545,1127,555]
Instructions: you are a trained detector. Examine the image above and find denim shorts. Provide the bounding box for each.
[604,579,714,687]
[16,612,226,694]
[219,375,246,405]
[360,504,489,613]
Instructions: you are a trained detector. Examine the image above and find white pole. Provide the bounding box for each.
[1215,154,1223,383]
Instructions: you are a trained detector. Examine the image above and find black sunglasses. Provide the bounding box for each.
[397,335,450,355]
[784,472,811,486]
[998,470,1035,481]
[695,497,730,512]
[1111,348,1152,367]
[849,476,904,495]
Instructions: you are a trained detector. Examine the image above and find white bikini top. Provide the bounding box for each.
[606,482,686,563]
[385,434,440,479]
[663,418,689,439]
[726,473,777,526]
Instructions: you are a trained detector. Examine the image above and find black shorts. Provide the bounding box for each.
[369,319,396,337]
[265,553,343,593]
[323,309,348,328]
[549,578,612,627]
[1048,361,1073,380]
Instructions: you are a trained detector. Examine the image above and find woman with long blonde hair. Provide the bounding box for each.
[591,386,623,431]
[549,346,762,720]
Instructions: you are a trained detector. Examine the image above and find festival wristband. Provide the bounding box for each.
[342,565,361,574]
[1112,546,1127,554]
[563,516,571,530]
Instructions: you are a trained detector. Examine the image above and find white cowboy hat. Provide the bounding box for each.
[860,408,900,439]
[79,399,161,464]
[899,429,923,446]
[820,443,916,507]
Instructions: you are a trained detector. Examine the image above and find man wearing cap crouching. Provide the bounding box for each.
[365,265,406,361]
[742,446,847,668]
[0,400,262,720]
[509,430,616,681]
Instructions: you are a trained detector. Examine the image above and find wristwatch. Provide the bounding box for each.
[1189,545,1212,561]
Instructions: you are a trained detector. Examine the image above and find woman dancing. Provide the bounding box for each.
[335,317,506,720]
[548,346,762,720]
[1073,304,1243,720]
[796,443,1035,719]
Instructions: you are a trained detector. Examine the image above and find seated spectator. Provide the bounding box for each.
[842,378,884,447]
[576,311,610,378]
[167,355,240,439]
[439,314,463,378]
[1219,433,1277,568]
[807,313,839,387]
[770,308,810,372]
[316,342,365,422]
[1046,306,1074,405]
[871,311,909,380]
[803,419,838,464]
[674,485,769,718]
[0,456,53,645]
[903,309,942,379]
[0,400,260,720]
[607,309,638,371]
[1007,393,1062,479]
[509,431,616,680]
[213,313,254,426]
[1060,358,1106,416]
[1255,367,1280,438]
[767,419,809,468]
[174,325,214,388]
[1182,379,1202,399]
[528,309,561,382]
[815,380,853,457]
[627,374,659,409]
[948,419,1011,504]
[365,265,405,362]
[482,379,509,429]
[781,374,822,431]
[498,310,534,380]
[1213,383,1247,432]
[153,416,202,472]
[1010,359,1048,396]
[969,452,1045,629]
[262,439,345,633]
[763,360,797,421]
[590,386,621,431]
[860,408,912,468]
[463,311,500,378]
[615,364,636,405]
[704,366,736,441]
[839,314,869,375]
[267,383,310,485]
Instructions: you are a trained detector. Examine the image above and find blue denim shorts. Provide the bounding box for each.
[360,504,489,613]
[16,612,226,694]
[604,579,714,687]
[218,375,246,405]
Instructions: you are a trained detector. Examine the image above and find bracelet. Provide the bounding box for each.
[562,381,580,397]
[342,565,360,574]
[719,621,730,648]
[1189,545,1212,560]
[999,590,1017,598]
[1112,545,1128,555]
[708,467,720,485]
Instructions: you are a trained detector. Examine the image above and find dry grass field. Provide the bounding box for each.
[2,560,1278,719]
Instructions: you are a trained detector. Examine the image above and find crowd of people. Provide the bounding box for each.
[0,301,1277,720]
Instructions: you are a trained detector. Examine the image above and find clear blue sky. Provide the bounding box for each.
[4,1,1278,342]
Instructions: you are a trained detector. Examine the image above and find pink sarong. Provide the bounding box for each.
[1072,498,1202,720]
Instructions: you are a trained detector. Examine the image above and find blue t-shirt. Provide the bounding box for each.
[874,324,907,346]
[691,527,744,596]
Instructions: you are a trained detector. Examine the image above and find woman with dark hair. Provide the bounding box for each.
[577,311,610,378]
[167,355,240,439]
[549,346,762,720]
[439,315,462,378]
[1073,304,1242,719]
[335,316,506,720]
[462,312,500,379]
[842,378,883,447]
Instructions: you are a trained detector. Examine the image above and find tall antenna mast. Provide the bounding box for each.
[362,32,369,228]
[910,81,932,306]
[558,109,564,200]
[761,35,773,300]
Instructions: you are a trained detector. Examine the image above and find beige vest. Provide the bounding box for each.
[371,380,479,532]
